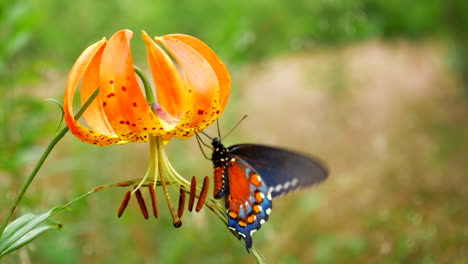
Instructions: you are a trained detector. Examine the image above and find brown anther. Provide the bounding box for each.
[134,188,149,219]
[173,219,182,228]
[177,186,186,218]
[196,176,210,212]
[117,190,131,218]
[188,176,197,212]
[92,185,105,192]
[148,183,158,218]
[117,182,132,187]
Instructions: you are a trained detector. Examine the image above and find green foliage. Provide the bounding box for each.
[0,208,62,258]
[0,1,38,74]
[0,0,453,76]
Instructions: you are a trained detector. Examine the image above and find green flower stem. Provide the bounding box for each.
[0,88,99,239]
[134,66,155,105]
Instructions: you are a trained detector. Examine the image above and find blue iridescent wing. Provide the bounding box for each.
[228,144,329,198]
[224,156,272,249]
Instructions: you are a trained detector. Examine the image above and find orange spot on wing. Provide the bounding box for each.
[247,214,256,224]
[250,173,261,186]
[253,205,262,214]
[229,211,238,219]
[255,191,264,203]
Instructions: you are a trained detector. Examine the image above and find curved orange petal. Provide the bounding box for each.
[99,30,174,142]
[164,34,231,110]
[156,35,220,138]
[80,42,114,136]
[142,31,186,121]
[64,39,124,146]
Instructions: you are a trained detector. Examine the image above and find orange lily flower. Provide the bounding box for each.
[63,29,230,227]
[64,29,230,146]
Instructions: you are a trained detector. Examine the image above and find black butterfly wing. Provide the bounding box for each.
[228,144,329,198]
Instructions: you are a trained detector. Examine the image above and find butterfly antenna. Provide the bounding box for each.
[222,114,248,140]
[196,133,213,149]
[195,134,211,160]
[200,131,213,141]
[216,119,221,139]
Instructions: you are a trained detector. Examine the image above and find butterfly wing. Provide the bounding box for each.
[228,144,329,198]
[224,156,272,249]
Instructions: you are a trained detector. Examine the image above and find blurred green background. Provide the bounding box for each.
[1,0,468,263]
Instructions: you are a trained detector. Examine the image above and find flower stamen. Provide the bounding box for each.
[148,182,158,218]
[196,176,210,212]
[177,186,186,218]
[158,164,182,227]
[188,176,197,212]
[117,190,132,218]
[134,188,149,219]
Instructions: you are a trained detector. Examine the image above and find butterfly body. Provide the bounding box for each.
[210,138,328,249]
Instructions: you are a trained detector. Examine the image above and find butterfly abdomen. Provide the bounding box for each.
[211,140,229,199]
[213,167,227,199]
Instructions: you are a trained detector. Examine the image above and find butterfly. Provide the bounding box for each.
[209,137,329,249]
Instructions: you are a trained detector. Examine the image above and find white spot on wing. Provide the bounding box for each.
[275,184,282,193]
[266,208,272,215]
[260,219,266,224]
[291,178,298,187]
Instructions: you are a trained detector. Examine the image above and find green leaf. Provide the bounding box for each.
[0,208,62,258]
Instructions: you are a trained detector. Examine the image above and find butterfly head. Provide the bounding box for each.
[211,137,222,149]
